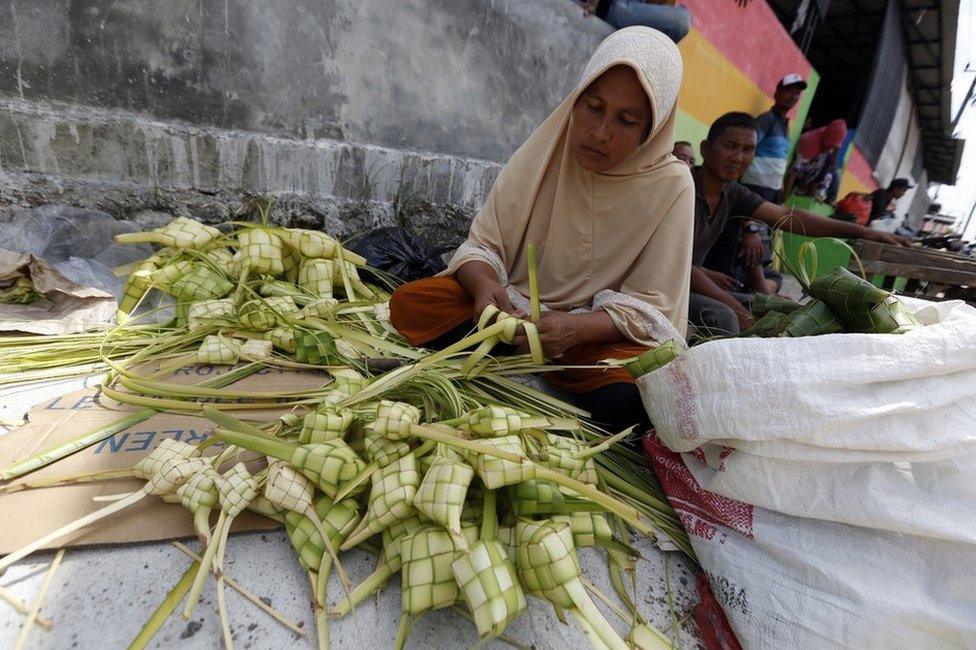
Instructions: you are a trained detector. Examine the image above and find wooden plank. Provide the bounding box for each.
[853,241,976,272]
[852,240,885,261]
[878,248,976,271]
[852,260,976,286]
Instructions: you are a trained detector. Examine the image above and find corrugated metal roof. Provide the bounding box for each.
[768,0,964,184]
[900,0,963,184]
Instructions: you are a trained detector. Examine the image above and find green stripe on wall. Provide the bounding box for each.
[675,111,710,153]
[788,69,821,158]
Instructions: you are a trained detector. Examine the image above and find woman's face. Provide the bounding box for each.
[570,65,653,173]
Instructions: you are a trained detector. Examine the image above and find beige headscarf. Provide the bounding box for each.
[443,27,694,344]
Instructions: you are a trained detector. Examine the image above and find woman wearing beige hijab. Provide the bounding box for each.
[390,27,693,432]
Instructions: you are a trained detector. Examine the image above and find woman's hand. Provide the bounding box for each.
[472,283,524,321]
[513,311,581,358]
[456,261,525,321]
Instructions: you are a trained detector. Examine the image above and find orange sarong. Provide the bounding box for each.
[389,277,648,394]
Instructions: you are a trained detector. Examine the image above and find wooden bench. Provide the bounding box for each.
[850,241,976,303]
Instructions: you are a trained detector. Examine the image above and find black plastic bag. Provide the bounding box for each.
[348,227,453,282]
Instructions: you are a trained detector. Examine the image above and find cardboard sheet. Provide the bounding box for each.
[0,365,330,554]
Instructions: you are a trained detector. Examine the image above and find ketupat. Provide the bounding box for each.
[264,461,352,588]
[340,453,421,548]
[197,334,242,365]
[282,495,360,650]
[509,478,603,516]
[170,263,234,302]
[300,258,336,299]
[413,456,475,536]
[625,339,681,378]
[463,404,578,437]
[742,310,793,338]
[0,440,208,572]
[278,228,368,267]
[300,408,355,443]
[115,217,222,250]
[175,466,221,545]
[810,267,921,334]
[779,299,844,337]
[751,293,801,317]
[186,298,235,330]
[516,520,629,650]
[399,522,478,616]
[234,227,285,276]
[183,463,260,620]
[451,490,527,639]
[214,426,366,499]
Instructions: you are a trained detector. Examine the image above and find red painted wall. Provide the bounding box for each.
[680,0,812,94]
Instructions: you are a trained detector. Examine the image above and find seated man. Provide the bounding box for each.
[689,112,907,336]
[869,178,913,223]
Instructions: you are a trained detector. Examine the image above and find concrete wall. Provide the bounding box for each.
[0,0,609,239]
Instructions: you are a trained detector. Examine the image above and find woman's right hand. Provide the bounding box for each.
[456,260,525,321]
[472,283,524,321]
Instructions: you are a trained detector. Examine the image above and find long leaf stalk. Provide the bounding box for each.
[0,468,136,494]
[13,549,64,650]
[128,560,198,650]
[0,448,209,572]
[0,586,53,630]
[527,242,542,322]
[1,362,265,481]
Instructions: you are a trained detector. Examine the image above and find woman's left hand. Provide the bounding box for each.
[512,311,581,359]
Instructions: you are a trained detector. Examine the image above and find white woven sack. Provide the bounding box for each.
[639,297,976,648]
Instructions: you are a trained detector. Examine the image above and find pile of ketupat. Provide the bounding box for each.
[741,267,922,338]
[0,216,690,650]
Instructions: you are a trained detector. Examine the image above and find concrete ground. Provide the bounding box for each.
[0,378,704,649]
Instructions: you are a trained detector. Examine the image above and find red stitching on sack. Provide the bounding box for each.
[667,356,700,442]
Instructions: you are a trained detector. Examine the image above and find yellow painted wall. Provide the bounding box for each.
[676,30,773,127]
[837,171,872,198]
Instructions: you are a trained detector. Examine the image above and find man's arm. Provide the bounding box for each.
[750,201,909,246]
[691,266,753,330]
[753,111,774,142]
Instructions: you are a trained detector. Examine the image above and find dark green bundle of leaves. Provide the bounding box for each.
[809,267,921,334]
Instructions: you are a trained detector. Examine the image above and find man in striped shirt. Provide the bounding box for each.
[741,73,808,203]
